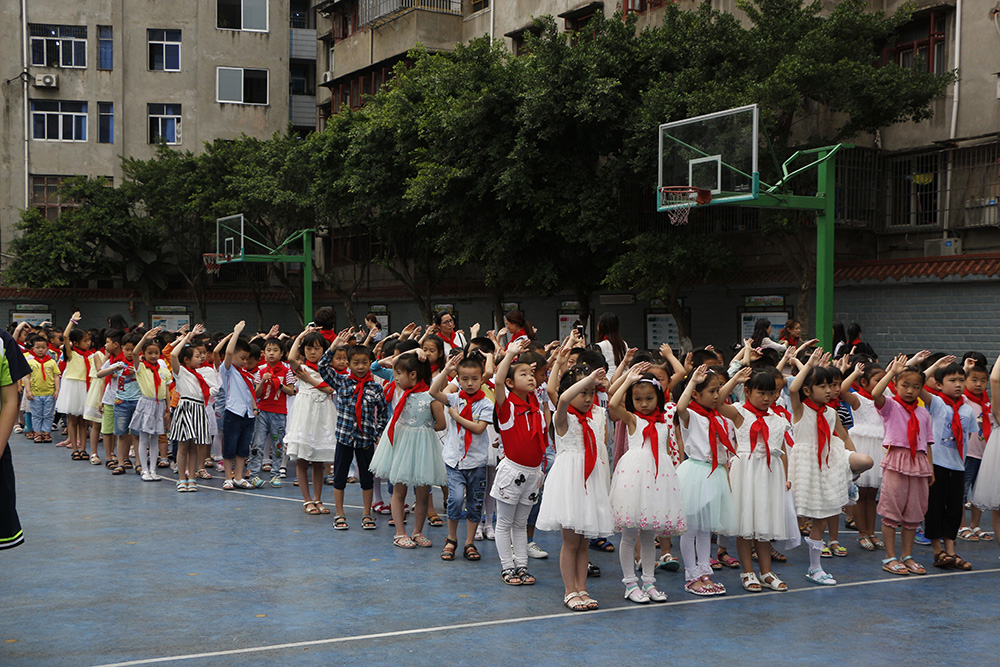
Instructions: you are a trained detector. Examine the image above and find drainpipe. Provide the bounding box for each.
[21,0,29,209]
[943,0,961,239]
[490,0,494,41]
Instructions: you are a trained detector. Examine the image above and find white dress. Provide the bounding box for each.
[675,411,738,535]
[535,407,614,539]
[788,405,851,519]
[729,406,796,543]
[608,415,686,536]
[284,367,338,463]
[849,394,884,489]
[971,421,1000,511]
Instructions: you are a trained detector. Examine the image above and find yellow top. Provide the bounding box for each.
[134,359,173,400]
[25,354,60,395]
[63,349,91,382]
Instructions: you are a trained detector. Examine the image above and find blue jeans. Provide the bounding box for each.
[248,410,286,477]
[445,465,488,523]
[29,395,55,436]
[114,400,139,436]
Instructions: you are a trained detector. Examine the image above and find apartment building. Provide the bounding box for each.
[0,0,317,250]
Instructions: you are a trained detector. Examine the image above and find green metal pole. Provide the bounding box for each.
[303,229,314,323]
[815,151,835,351]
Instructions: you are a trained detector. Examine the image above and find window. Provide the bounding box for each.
[290,63,313,95]
[29,24,87,68]
[471,0,489,13]
[290,0,310,28]
[98,102,113,144]
[98,26,113,70]
[30,100,87,141]
[886,153,942,228]
[885,12,947,74]
[148,103,182,144]
[218,0,269,32]
[31,175,78,221]
[148,29,182,71]
[217,67,269,105]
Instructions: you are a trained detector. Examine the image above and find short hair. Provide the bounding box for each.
[967,364,989,378]
[518,351,548,371]
[457,356,485,374]
[574,349,606,372]
[313,306,336,330]
[933,362,965,383]
[263,337,284,352]
[962,351,988,367]
[123,332,143,347]
[179,345,198,365]
[395,339,420,354]
[348,345,372,362]
[28,334,48,346]
[233,337,252,354]
[105,329,124,346]
[380,338,398,358]
[746,369,777,393]
[689,348,718,367]
[301,332,327,350]
[248,343,262,360]
[468,337,495,354]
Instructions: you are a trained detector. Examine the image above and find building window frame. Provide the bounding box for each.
[148,103,182,144]
[148,29,182,72]
[216,67,270,105]
[31,175,78,221]
[30,100,87,142]
[98,102,114,144]
[217,0,270,33]
[29,24,88,69]
[883,11,948,75]
[97,26,113,70]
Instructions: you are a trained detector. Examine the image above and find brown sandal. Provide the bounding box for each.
[440,538,457,561]
[948,554,973,571]
[933,551,955,569]
[463,543,481,561]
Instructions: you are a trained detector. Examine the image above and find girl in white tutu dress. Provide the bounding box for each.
[716,368,796,593]
[676,365,738,596]
[840,361,886,551]
[536,364,614,612]
[607,363,686,604]
[971,352,1000,551]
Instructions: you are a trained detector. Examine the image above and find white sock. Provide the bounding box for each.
[806,536,824,571]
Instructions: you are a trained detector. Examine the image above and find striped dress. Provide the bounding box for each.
[168,365,214,445]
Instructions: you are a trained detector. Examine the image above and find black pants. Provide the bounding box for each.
[0,445,23,550]
[924,465,964,541]
[332,444,374,490]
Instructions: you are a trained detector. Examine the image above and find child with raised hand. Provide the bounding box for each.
[788,348,872,585]
[168,324,216,491]
[675,365,738,596]
[130,327,173,481]
[250,333,295,488]
[369,348,446,546]
[536,364,613,611]
[55,311,94,460]
[220,321,257,490]
[871,353,934,575]
[24,335,60,445]
[715,367,796,593]
[960,358,992,542]
[429,351,492,561]
[970,352,1000,552]
[607,362,686,604]
[841,360,886,551]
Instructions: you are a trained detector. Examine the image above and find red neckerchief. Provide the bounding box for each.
[507,390,547,464]
[74,346,94,389]
[437,330,458,348]
[688,402,735,474]
[893,395,921,460]
[804,399,831,467]
[30,352,51,381]
[781,334,799,347]
[104,352,125,390]
[142,359,162,397]
[16,341,26,353]
[850,338,861,346]
[351,372,374,430]
[635,409,665,476]
[264,361,286,393]
[49,343,60,355]
[183,365,211,403]
[320,330,337,344]
[235,365,257,408]
[925,385,942,397]
[852,384,873,401]
[383,380,396,404]
[335,367,349,375]
[770,404,795,448]
[568,405,598,489]
[887,381,897,396]
[458,389,486,459]
[742,402,772,469]
[387,380,428,442]
[828,396,842,410]
[939,394,965,459]
[302,361,330,389]
[964,389,991,442]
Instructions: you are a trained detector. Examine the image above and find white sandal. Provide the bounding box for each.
[563,592,588,611]
[740,571,762,592]
[623,582,650,604]
[760,571,788,591]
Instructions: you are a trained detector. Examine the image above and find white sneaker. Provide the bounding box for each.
[149,473,163,481]
[141,472,154,482]
[527,542,548,559]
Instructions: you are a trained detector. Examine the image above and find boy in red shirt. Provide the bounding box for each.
[249,337,295,488]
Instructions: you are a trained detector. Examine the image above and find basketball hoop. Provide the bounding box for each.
[658,186,712,226]
[202,253,228,276]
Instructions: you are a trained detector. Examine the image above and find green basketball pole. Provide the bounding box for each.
[815,149,836,352]
[221,227,315,322]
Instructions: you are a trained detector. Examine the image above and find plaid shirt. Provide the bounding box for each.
[319,347,388,449]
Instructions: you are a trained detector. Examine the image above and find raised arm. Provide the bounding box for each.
[553,368,606,437]
[717,366,751,426]
[788,347,823,421]
[430,352,462,405]
[676,364,709,426]
[170,323,203,374]
[609,363,649,432]
[871,354,906,408]
[62,311,80,359]
[840,361,865,410]
[920,354,956,405]
[224,321,245,369]
[287,328,308,371]
[494,338,526,410]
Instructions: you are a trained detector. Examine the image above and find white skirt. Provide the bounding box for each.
[729,452,796,543]
[787,437,851,519]
[169,398,213,445]
[129,396,166,435]
[972,430,1000,511]
[609,447,686,536]
[535,449,614,539]
[852,432,884,489]
[55,378,88,416]
[284,389,338,462]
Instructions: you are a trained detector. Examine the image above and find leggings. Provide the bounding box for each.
[137,432,157,473]
[679,529,712,582]
[482,465,497,526]
[619,527,657,584]
[494,500,532,570]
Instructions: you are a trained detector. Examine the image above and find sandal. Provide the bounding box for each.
[463,543,481,561]
[901,555,926,575]
[656,553,680,571]
[441,538,457,561]
[196,469,213,479]
[642,582,668,602]
[858,536,875,551]
[958,527,979,542]
[740,571,762,592]
[882,557,909,576]
[501,568,522,585]
[303,501,320,515]
[42,434,52,443]
[829,541,848,557]
[156,457,170,469]
[361,515,376,531]
[623,582,650,603]
[122,459,134,470]
[105,457,118,469]
[717,550,740,568]
[563,591,587,610]
[427,513,444,528]
[515,566,536,585]
[979,531,995,541]
[799,519,812,536]
[393,534,417,549]
[589,537,615,553]
[111,465,125,475]
[71,451,83,460]
[323,474,336,486]
[33,435,44,443]
[805,567,837,585]
[870,535,884,550]
[411,533,432,548]
[578,590,598,609]
[760,572,788,591]
[709,557,722,570]
[222,479,234,490]
[587,562,601,578]
[770,547,787,562]
[90,453,101,465]
[948,554,973,571]
[333,515,349,530]
[371,501,392,515]
[821,545,833,558]
[685,578,715,597]
[314,501,331,515]
[703,575,725,595]
[845,517,857,530]
[933,551,956,569]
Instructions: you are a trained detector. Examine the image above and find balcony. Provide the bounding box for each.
[361,0,461,27]
[290,28,318,60]
[290,94,317,127]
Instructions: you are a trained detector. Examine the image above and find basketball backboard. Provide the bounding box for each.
[657,104,759,212]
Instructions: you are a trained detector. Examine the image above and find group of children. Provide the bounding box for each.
[8,309,1000,613]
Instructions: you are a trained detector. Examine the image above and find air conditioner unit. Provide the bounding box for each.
[321,71,334,84]
[924,237,962,257]
[34,73,58,88]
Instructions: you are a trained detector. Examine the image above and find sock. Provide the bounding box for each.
[619,527,639,582]
[639,529,657,584]
[806,536,824,571]
[373,477,385,505]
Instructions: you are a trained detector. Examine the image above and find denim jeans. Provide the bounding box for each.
[248,410,286,477]
[29,395,55,436]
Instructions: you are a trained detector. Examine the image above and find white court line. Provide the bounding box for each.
[190,483,365,509]
[91,567,1000,667]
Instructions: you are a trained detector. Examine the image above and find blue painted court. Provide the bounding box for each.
[2,440,998,666]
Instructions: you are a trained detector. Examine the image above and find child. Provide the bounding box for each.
[871,353,934,575]
[97,330,125,466]
[536,364,613,611]
[959,357,991,542]
[318,331,390,529]
[0,329,31,551]
[430,353,493,562]
[250,336,295,488]
[718,368,795,592]
[369,348,445,545]
[607,363,686,604]
[220,321,257,490]
[24,335,60,445]
[54,312,93,460]
[285,330,339,515]
[490,338,547,585]
[675,365,738,595]
[970,352,1000,551]
[841,361,886,551]
[789,349,872,585]
[131,328,173,482]
[81,333,107,465]
[168,325,216,492]
[104,332,140,474]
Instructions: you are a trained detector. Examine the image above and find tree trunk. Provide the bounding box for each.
[666,285,693,354]
[576,285,593,337]
[491,288,506,334]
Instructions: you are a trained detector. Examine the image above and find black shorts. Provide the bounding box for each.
[0,446,23,550]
